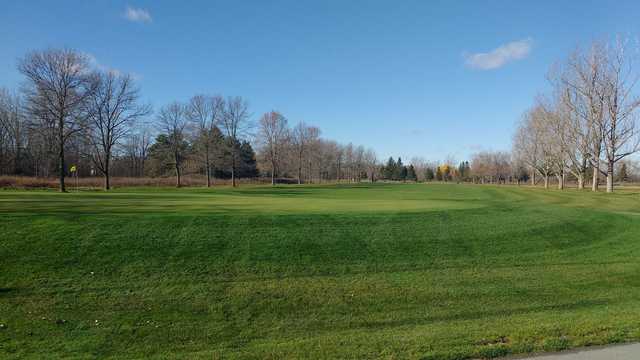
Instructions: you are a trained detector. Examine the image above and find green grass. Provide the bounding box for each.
[1,183,640,359]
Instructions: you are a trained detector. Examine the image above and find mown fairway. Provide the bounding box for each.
[1,183,640,359]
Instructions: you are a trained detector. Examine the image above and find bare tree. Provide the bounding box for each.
[157,102,188,187]
[559,43,607,191]
[0,89,27,174]
[364,149,378,182]
[19,49,97,192]
[291,123,321,184]
[257,111,289,185]
[470,151,511,184]
[513,105,554,188]
[558,85,594,190]
[87,72,150,190]
[599,39,640,192]
[219,96,251,187]
[123,127,153,177]
[291,122,317,184]
[536,97,569,189]
[187,95,224,187]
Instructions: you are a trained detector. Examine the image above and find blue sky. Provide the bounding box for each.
[2,0,640,162]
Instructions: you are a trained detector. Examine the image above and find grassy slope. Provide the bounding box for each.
[1,183,640,359]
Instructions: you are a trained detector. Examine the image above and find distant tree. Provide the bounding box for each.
[238,140,259,178]
[147,134,174,176]
[617,162,629,183]
[157,102,189,187]
[219,96,251,187]
[438,164,451,182]
[383,157,396,180]
[257,111,289,185]
[457,161,470,181]
[19,49,97,192]
[400,165,408,181]
[123,128,153,177]
[406,164,417,181]
[395,157,404,180]
[87,72,150,190]
[435,166,443,181]
[0,90,26,175]
[425,167,435,181]
[291,122,319,184]
[599,39,640,192]
[187,95,225,187]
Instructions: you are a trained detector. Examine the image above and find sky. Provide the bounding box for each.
[2,0,640,163]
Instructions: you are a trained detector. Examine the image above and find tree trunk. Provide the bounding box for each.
[543,175,549,189]
[577,175,584,190]
[14,144,21,174]
[104,153,111,190]
[592,158,599,192]
[175,151,181,188]
[104,170,110,190]
[231,152,236,187]
[557,171,564,190]
[59,136,66,193]
[271,162,275,186]
[530,170,536,186]
[205,150,211,188]
[606,160,614,193]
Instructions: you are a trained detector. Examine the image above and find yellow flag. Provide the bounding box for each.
[70,165,77,173]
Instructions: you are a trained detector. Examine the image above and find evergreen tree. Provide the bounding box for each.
[458,161,467,180]
[383,157,396,180]
[406,164,417,181]
[400,165,408,181]
[238,141,258,178]
[394,157,404,180]
[425,167,435,181]
[147,134,191,178]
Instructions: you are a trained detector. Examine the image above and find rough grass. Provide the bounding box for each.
[1,183,640,359]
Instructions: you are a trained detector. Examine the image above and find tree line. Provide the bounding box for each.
[2,45,639,192]
[513,37,640,193]
[0,48,380,191]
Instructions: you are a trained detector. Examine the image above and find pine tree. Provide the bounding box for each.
[395,157,404,180]
[425,167,435,181]
[383,157,396,180]
[400,165,408,181]
[406,165,417,181]
[458,161,467,180]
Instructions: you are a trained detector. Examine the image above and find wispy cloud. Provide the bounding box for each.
[465,38,532,70]
[84,53,119,75]
[124,6,152,23]
[84,52,141,79]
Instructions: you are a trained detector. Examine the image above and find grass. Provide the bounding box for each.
[1,183,640,359]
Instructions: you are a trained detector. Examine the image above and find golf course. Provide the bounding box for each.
[1,183,640,359]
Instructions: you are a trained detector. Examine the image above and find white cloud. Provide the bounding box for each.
[124,6,152,23]
[465,38,532,70]
[83,52,141,79]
